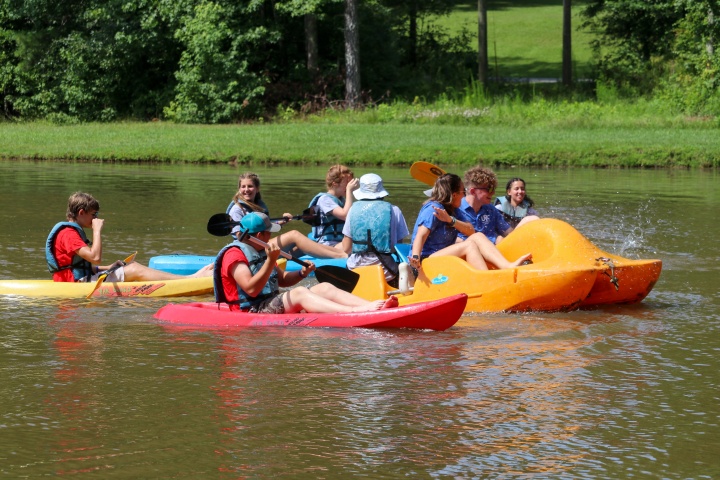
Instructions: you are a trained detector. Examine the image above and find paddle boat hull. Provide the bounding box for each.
[149,254,344,276]
[353,219,661,313]
[352,259,597,313]
[495,218,662,308]
[0,276,213,298]
[153,293,467,331]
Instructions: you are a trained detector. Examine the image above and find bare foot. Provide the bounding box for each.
[351,300,386,312]
[382,295,399,309]
[190,264,214,278]
[510,253,532,267]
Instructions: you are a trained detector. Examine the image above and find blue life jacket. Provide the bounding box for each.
[308,193,345,243]
[494,197,529,228]
[349,200,393,254]
[213,240,279,309]
[45,222,94,281]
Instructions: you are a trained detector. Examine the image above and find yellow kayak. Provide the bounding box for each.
[351,219,661,313]
[0,276,213,298]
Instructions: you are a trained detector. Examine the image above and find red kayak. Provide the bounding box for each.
[153,294,467,331]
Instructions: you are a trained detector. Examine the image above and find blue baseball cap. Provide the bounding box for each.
[240,212,281,234]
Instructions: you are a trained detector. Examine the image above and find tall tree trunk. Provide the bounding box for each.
[562,0,572,86]
[708,8,715,57]
[409,1,418,66]
[344,0,361,108]
[477,0,488,85]
[305,14,319,76]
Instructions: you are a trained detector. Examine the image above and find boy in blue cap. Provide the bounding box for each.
[215,212,397,313]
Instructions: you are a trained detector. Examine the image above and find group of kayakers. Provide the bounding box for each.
[46,163,538,315]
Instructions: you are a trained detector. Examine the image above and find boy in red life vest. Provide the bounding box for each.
[46,192,213,282]
[215,212,397,313]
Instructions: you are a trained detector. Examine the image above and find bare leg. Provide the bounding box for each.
[310,282,377,306]
[189,264,214,278]
[465,233,531,269]
[121,262,213,281]
[271,231,347,259]
[122,263,185,281]
[430,241,489,270]
[282,286,392,313]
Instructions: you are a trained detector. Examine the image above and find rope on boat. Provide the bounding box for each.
[596,257,620,291]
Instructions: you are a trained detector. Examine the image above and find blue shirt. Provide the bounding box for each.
[455,198,511,244]
[411,201,458,257]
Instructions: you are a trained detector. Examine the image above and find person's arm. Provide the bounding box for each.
[392,207,410,244]
[432,206,474,237]
[74,218,104,266]
[275,212,293,225]
[231,243,282,296]
[409,226,430,269]
[329,178,359,220]
[278,261,315,287]
[339,209,354,254]
[340,236,353,255]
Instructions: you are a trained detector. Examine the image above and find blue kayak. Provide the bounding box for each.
[149,254,347,276]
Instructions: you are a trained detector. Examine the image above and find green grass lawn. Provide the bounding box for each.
[433,0,594,79]
[1,121,717,168]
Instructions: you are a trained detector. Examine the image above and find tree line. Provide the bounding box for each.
[582,0,720,115]
[1,0,718,124]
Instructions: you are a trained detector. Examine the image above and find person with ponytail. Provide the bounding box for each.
[408,174,532,272]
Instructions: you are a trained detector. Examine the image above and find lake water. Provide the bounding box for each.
[1,160,718,478]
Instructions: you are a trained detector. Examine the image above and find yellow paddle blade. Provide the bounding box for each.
[85,252,137,299]
[409,161,446,186]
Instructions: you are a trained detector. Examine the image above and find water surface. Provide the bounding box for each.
[0,161,718,478]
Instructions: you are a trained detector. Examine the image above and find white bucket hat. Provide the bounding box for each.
[353,173,389,200]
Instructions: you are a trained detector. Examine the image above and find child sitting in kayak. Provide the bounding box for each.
[47,192,213,283]
[215,212,397,313]
[340,173,410,288]
[408,174,532,271]
[228,172,347,260]
[307,165,359,248]
[494,177,540,229]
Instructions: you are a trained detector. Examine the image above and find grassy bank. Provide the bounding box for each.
[1,113,718,168]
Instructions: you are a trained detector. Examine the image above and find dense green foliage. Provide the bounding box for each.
[1,0,719,123]
[582,0,720,114]
[0,0,474,123]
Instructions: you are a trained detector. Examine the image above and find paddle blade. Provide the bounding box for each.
[207,213,239,237]
[314,265,360,293]
[410,161,446,186]
[301,207,322,226]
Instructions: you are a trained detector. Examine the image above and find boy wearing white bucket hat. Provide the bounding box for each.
[341,173,409,287]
